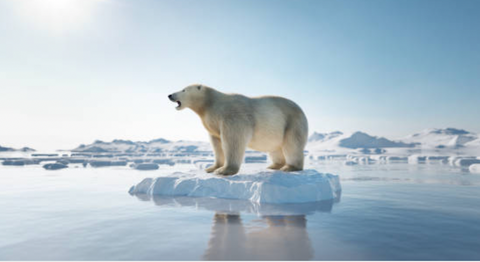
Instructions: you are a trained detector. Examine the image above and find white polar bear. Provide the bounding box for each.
[168,84,308,176]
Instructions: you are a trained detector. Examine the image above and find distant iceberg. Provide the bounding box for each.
[129,169,341,204]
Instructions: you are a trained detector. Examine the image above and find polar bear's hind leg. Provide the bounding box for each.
[268,149,286,170]
[281,142,304,172]
[280,117,307,172]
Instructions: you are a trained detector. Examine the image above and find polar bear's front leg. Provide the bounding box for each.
[214,123,251,176]
[206,135,225,173]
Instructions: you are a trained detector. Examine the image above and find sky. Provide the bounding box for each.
[0,0,479,151]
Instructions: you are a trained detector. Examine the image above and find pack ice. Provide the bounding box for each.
[129,169,341,204]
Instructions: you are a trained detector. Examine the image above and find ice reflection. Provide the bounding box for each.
[132,193,341,216]
[131,194,340,260]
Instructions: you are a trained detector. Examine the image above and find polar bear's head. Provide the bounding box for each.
[168,84,206,111]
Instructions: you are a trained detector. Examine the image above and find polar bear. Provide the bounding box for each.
[168,84,308,176]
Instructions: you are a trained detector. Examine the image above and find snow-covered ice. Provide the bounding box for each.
[129,169,341,204]
[408,155,427,164]
[469,164,480,174]
[453,157,480,167]
[386,156,408,163]
[344,160,358,166]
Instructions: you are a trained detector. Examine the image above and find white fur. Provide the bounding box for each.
[169,84,308,176]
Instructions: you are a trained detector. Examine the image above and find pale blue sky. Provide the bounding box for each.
[1,0,479,150]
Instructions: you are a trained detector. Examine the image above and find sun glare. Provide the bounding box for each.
[12,0,102,33]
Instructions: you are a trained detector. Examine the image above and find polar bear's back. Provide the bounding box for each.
[251,96,303,123]
[248,96,308,152]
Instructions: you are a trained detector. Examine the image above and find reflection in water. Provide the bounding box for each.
[131,193,341,260]
[134,191,341,216]
[204,213,313,260]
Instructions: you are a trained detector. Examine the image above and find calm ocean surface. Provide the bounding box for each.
[1,163,480,260]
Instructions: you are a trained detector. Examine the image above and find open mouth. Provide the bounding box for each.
[168,95,182,109]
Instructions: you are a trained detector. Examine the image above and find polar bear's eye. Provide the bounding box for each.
[182,89,185,92]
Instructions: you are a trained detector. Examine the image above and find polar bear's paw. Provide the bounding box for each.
[205,165,221,173]
[280,165,303,172]
[214,166,239,176]
[267,163,284,170]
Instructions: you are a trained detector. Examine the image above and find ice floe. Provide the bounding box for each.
[129,169,341,204]
[454,158,480,167]
[469,164,480,174]
[132,163,159,170]
[43,163,68,170]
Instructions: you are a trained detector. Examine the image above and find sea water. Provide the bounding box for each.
[0,163,479,260]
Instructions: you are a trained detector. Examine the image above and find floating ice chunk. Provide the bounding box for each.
[370,155,388,163]
[344,160,357,166]
[89,160,127,168]
[470,164,480,173]
[2,159,38,166]
[132,163,159,170]
[426,156,449,163]
[129,169,341,204]
[386,156,408,163]
[449,156,464,166]
[408,155,426,164]
[454,158,480,167]
[43,163,68,170]
[453,157,480,168]
[358,156,375,164]
[2,160,26,166]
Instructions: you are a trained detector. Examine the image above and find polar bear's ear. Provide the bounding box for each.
[197,85,202,90]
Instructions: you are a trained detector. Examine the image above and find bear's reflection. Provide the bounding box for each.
[203,213,312,260]
[133,194,340,260]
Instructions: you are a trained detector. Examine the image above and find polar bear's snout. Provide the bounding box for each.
[168,93,177,102]
[168,93,182,110]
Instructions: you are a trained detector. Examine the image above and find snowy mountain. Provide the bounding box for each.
[339,132,416,149]
[401,128,478,149]
[466,139,480,147]
[72,139,211,153]
[67,128,480,156]
[307,128,480,155]
[308,131,343,142]
[307,131,416,154]
[0,145,35,152]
